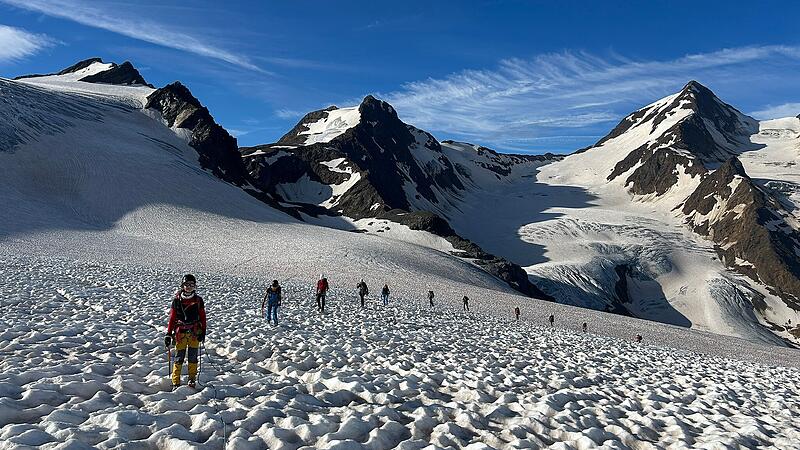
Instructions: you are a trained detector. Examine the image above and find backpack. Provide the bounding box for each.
[268,286,281,304]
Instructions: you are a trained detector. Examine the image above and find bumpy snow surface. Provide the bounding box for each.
[2,256,800,450]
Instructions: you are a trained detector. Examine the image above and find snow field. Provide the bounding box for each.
[2,256,800,449]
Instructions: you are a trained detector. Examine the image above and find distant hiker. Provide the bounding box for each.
[548,314,554,327]
[462,295,470,311]
[262,280,282,325]
[514,306,520,321]
[316,275,329,312]
[582,322,588,333]
[357,279,369,307]
[381,284,390,306]
[635,334,643,344]
[165,274,207,388]
[428,290,435,308]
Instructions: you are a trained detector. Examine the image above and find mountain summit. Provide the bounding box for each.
[241,95,556,298]
[15,57,153,88]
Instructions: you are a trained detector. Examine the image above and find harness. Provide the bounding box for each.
[174,294,202,337]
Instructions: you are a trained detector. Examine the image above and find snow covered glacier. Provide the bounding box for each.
[2,61,800,448]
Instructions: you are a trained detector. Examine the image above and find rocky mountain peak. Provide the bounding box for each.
[715,156,749,180]
[57,57,104,75]
[80,61,152,87]
[358,95,399,123]
[145,82,246,185]
[14,57,152,87]
[674,80,753,136]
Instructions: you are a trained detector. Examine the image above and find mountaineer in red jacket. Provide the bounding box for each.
[316,275,329,312]
[165,274,207,388]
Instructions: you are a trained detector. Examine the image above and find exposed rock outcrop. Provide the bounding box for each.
[683,157,800,308]
[80,61,153,87]
[145,82,247,185]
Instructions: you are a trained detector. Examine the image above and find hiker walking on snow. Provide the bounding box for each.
[381,284,390,306]
[262,280,282,325]
[165,274,207,388]
[514,306,520,321]
[548,313,554,327]
[582,322,588,333]
[356,279,369,307]
[462,295,469,311]
[316,276,329,312]
[428,290,435,308]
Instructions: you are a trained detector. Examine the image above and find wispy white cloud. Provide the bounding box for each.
[275,108,304,120]
[0,0,266,72]
[0,24,56,63]
[380,45,800,151]
[750,102,800,120]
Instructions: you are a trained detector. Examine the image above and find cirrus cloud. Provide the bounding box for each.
[380,46,800,152]
[0,24,56,63]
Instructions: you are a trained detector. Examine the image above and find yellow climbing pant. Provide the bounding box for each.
[171,332,200,385]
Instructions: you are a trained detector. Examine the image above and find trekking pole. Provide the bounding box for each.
[166,345,172,382]
[198,342,203,386]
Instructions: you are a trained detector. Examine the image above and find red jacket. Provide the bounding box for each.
[166,291,207,335]
[317,279,329,293]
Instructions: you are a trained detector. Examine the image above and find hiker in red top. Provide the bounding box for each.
[316,275,329,312]
[165,274,207,388]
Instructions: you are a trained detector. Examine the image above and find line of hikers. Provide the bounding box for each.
[163,274,644,387]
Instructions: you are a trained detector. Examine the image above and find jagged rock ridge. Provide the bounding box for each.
[241,95,557,298]
[683,157,800,308]
[145,82,247,186]
[601,81,759,196]
[15,58,153,88]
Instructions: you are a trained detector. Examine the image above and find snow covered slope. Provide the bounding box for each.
[511,82,800,345]
[1,255,799,449]
[0,64,518,304]
[239,83,800,345]
[3,58,800,449]
[241,96,559,297]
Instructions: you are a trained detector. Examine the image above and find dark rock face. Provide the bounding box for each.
[145,82,247,186]
[57,57,105,75]
[683,158,800,309]
[604,81,757,196]
[245,95,467,219]
[14,57,104,80]
[242,95,555,298]
[80,61,153,87]
[13,58,152,87]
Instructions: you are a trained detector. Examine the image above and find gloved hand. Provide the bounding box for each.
[164,335,172,347]
[198,331,206,342]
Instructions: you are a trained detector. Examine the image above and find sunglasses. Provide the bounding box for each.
[182,282,196,287]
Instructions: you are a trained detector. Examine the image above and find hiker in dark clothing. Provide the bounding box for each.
[356,279,368,307]
[316,275,329,312]
[428,290,434,308]
[582,322,588,333]
[548,314,554,327]
[381,284,390,306]
[462,295,469,311]
[514,306,520,321]
[636,334,643,343]
[262,280,282,325]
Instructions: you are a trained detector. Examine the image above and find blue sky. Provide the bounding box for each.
[1,0,799,153]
